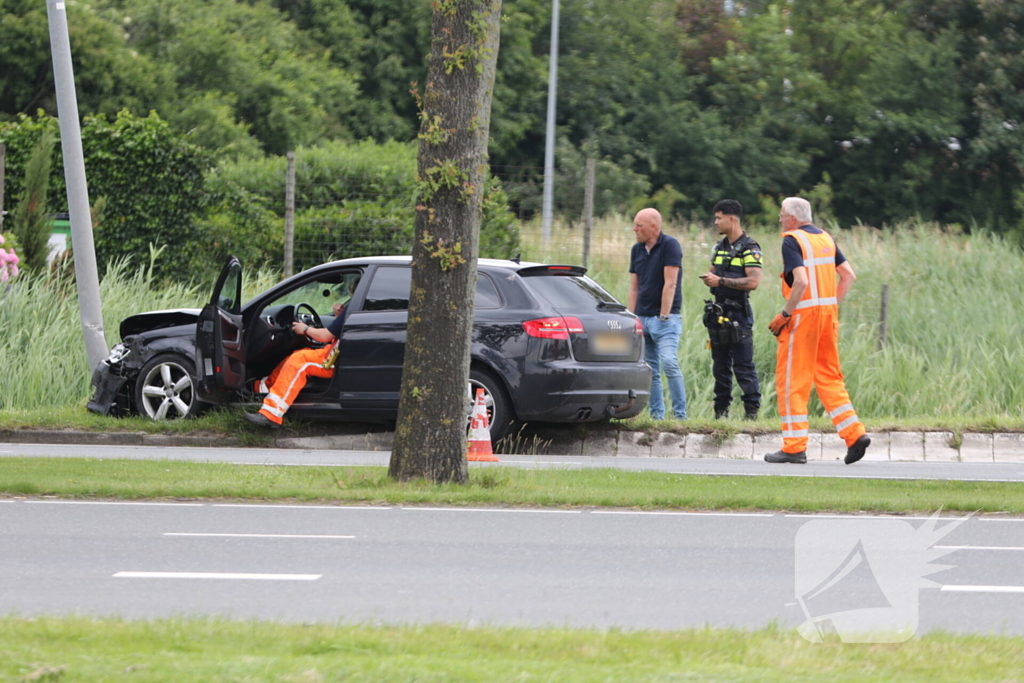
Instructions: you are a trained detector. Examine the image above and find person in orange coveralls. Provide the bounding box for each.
[244,302,347,429]
[764,197,870,465]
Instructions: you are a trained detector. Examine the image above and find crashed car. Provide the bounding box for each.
[89,256,651,439]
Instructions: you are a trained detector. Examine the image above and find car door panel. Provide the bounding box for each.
[195,257,246,401]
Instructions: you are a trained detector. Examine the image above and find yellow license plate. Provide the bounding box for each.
[591,332,632,355]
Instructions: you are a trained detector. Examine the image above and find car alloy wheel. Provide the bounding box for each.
[135,354,200,420]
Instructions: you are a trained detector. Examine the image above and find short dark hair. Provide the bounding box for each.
[713,199,743,218]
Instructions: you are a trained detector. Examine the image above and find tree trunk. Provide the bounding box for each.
[388,0,503,483]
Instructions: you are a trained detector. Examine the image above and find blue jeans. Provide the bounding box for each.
[641,314,687,420]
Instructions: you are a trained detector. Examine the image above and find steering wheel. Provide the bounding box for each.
[293,303,323,331]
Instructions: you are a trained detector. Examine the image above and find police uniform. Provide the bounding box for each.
[707,233,761,419]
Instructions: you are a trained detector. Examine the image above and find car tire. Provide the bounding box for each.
[468,367,514,443]
[134,354,205,420]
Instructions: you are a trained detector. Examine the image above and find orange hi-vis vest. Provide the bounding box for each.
[780,228,838,312]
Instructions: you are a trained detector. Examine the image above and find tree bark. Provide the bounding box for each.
[389,0,503,483]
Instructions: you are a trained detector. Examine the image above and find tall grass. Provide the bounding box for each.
[520,218,1024,422]
[1,221,1022,422]
[0,251,279,411]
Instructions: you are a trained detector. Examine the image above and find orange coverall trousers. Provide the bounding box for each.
[256,345,335,425]
[775,307,866,454]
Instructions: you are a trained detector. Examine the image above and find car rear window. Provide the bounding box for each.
[362,266,504,312]
[520,274,619,310]
[364,267,412,311]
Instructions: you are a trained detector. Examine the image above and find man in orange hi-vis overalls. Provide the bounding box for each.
[243,302,347,429]
[764,197,871,465]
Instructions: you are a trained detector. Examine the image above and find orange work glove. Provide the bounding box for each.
[768,311,791,337]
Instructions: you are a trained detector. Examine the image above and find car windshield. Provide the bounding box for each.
[268,271,362,310]
[520,274,620,311]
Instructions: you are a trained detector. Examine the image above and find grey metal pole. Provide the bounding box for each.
[284,151,296,278]
[540,0,559,243]
[46,0,107,368]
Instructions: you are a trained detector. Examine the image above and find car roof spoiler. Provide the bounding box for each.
[516,264,588,277]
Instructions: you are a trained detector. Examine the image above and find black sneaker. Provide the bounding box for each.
[743,406,758,421]
[243,412,280,429]
[764,450,807,464]
[714,406,729,420]
[844,435,871,465]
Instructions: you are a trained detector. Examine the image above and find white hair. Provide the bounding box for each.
[781,197,813,224]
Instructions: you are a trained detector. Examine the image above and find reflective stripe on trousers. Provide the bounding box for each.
[258,346,335,425]
[775,308,865,454]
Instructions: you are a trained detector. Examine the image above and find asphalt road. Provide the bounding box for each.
[1,501,1022,634]
[3,442,1024,481]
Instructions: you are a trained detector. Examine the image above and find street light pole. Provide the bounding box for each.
[540,0,560,243]
[46,0,107,368]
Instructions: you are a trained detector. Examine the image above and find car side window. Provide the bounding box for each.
[475,273,502,309]
[364,266,412,311]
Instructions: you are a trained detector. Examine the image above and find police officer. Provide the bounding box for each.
[699,199,762,420]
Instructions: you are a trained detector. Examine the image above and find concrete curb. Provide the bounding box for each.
[2,429,1023,462]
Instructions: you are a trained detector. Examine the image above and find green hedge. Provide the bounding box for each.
[218,139,520,267]
[0,111,209,279]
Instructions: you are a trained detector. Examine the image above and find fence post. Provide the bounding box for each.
[582,158,595,269]
[284,151,296,278]
[878,283,890,350]
[0,143,5,230]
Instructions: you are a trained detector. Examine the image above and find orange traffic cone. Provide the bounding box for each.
[466,388,499,462]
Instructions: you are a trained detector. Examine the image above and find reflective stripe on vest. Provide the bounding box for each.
[782,228,838,311]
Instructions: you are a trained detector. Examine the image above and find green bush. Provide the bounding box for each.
[218,139,520,265]
[1,111,212,280]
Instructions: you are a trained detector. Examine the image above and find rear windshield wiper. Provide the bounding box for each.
[597,301,627,311]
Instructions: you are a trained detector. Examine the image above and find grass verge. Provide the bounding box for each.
[2,617,1022,682]
[1,458,1022,514]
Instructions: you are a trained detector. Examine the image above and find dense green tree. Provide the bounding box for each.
[0,0,172,120]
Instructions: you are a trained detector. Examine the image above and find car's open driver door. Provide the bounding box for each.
[195,256,246,402]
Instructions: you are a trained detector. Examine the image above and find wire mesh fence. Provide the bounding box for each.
[285,163,644,275]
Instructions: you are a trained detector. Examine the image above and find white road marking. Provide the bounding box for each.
[590,510,774,517]
[114,571,321,581]
[979,518,1024,523]
[784,514,971,520]
[211,504,391,510]
[941,585,1024,594]
[25,500,204,507]
[164,533,354,539]
[400,506,581,514]
[935,545,1024,551]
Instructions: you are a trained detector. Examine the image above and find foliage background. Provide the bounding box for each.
[2,0,1022,241]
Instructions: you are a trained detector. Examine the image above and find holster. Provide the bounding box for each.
[704,299,744,345]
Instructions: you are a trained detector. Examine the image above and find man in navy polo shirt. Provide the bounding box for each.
[628,208,687,420]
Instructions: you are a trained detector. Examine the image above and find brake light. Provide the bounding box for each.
[523,316,584,339]
[634,318,644,334]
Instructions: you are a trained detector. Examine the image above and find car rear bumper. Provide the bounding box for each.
[513,361,651,422]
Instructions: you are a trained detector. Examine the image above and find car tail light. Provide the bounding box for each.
[634,318,644,334]
[523,316,584,339]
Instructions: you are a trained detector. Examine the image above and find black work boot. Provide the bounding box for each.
[844,435,871,464]
[713,406,729,420]
[764,450,807,464]
[243,412,280,429]
[743,405,758,421]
